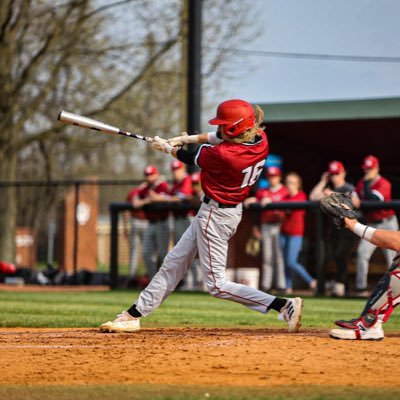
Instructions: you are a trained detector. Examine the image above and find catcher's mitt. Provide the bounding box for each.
[320,192,358,228]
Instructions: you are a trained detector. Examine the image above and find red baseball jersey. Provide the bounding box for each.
[127,188,146,219]
[281,191,307,236]
[256,184,289,224]
[355,176,395,222]
[195,131,269,205]
[169,174,193,218]
[136,180,169,222]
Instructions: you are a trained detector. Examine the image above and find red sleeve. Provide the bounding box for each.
[157,181,169,194]
[126,188,137,202]
[374,179,392,200]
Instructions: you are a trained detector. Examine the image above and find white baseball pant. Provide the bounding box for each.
[135,200,276,316]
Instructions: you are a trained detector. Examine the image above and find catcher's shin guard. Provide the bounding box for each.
[361,254,400,322]
[336,255,400,329]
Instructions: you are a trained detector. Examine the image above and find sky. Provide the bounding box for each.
[216,0,400,104]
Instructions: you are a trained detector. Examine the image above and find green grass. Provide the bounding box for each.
[1,384,399,400]
[0,290,399,331]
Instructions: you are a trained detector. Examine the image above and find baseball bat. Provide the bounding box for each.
[57,110,153,142]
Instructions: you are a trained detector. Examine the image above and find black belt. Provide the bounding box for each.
[203,196,239,209]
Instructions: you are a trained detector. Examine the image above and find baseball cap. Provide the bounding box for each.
[327,161,344,175]
[191,172,201,183]
[361,155,379,169]
[144,165,158,176]
[171,160,184,170]
[266,166,281,177]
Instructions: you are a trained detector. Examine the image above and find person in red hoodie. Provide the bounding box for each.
[280,172,316,293]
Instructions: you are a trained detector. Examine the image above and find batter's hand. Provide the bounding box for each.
[168,132,199,147]
[152,136,175,154]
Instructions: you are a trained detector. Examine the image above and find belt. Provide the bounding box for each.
[203,196,239,209]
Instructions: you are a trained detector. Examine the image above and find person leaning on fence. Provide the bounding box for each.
[309,161,357,297]
[132,165,170,279]
[280,172,317,294]
[124,186,148,286]
[244,166,289,292]
[354,155,399,296]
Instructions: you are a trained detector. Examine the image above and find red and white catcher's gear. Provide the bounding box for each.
[334,254,400,334]
[330,318,384,341]
[208,99,255,138]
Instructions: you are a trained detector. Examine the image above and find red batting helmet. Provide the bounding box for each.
[208,99,255,138]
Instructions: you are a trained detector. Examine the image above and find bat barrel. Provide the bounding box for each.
[58,110,120,135]
[58,110,153,142]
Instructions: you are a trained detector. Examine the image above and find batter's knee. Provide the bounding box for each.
[206,278,229,298]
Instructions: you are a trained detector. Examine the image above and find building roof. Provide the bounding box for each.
[258,97,400,122]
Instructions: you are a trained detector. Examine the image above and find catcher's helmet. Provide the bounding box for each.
[208,99,255,138]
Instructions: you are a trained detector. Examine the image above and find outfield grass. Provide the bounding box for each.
[0,290,399,331]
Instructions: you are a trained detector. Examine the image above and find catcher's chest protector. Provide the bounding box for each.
[362,253,400,322]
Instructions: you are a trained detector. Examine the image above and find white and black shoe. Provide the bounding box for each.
[278,297,303,333]
[100,310,141,333]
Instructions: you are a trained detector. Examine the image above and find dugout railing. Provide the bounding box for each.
[109,200,400,293]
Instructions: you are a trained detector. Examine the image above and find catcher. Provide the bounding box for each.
[320,192,400,340]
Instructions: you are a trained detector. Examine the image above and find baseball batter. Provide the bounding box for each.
[100,99,303,333]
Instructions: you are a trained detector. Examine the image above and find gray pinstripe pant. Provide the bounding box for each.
[136,201,276,317]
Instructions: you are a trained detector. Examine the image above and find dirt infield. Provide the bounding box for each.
[1,327,399,389]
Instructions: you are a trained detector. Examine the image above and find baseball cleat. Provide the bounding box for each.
[99,310,141,333]
[329,319,384,341]
[335,311,377,329]
[278,297,303,333]
[335,316,363,329]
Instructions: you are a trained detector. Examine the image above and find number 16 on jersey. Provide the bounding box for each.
[241,160,266,188]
